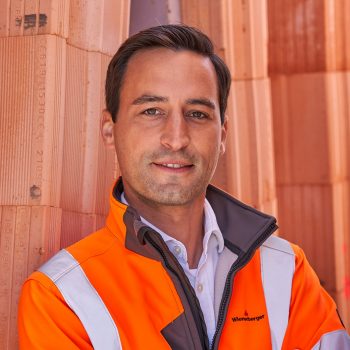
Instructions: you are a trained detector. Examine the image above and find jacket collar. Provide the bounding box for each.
[107,178,278,257]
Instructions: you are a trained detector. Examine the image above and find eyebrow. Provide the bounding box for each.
[132,95,168,105]
[131,95,216,110]
[185,98,216,110]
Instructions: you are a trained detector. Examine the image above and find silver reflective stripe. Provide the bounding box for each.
[214,247,238,322]
[260,235,295,350]
[39,249,122,350]
[311,329,350,349]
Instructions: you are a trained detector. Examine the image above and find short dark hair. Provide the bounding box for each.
[105,24,231,124]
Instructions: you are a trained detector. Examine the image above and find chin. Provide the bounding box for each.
[143,186,204,206]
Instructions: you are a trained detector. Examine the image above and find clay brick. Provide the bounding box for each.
[268,0,350,74]
[60,210,106,248]
[271,73,330,184]
[259,197,278,217]
[326,72,350,181]
[268,0,327,74]
[276,184,336,292]
[0,1,129,54]
[180,0,223,55]
[277,180,350,328]
[0,0,130,55]
[67,0,130,55]
[343,0,350,69]
[0,0,69,38]
[224,0,268,79]
[59,45,116,215]
[324,0,350,71]
[0,205,61,349]
[332,181,350,292]
[0,35,66,206]
[0,206,16,350]
[272,72,350,184]
[181,0,268,79]
[213,78,276,211]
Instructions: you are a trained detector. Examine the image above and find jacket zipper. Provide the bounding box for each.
[210,222,277,350]
[142,229,210,350]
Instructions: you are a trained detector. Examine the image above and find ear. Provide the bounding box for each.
[101,110,115,149]
[220,117,228,155]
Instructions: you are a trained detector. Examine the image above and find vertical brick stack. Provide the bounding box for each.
[268,0,350,326]
[0,1,129,348]
[59,0,129,247]
[181,0,277,214]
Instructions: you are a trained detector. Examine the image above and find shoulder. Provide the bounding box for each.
[260,235,317,280]
[67,226,120,262]
[259,235,296,286]
[20,226,119,302]
[260,235,313,284]
[27,226,119,285]
[261,234,295,255]
[261,235,310,267]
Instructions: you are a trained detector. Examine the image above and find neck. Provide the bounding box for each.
[124,188,205,269]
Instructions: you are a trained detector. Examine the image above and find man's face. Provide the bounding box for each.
[113,48,227,206]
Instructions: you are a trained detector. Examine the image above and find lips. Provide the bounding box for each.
[160,163,190,168]
[152,161,194,170]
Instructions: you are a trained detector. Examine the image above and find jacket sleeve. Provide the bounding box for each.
[282,244,350,349]
[18,271,93,350]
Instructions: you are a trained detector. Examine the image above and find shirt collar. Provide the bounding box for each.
[203,198,224,253]
[120,193,224,254]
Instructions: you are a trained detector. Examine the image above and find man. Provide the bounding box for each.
[18,25,349,349]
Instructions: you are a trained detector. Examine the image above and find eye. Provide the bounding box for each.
[143,108,162,116]
[188,111,208,119]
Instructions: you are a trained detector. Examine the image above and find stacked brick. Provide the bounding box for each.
[181,0,277,214]
[268,0,350,327]
[0,1,129,348]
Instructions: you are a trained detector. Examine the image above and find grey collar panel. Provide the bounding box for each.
[113,178,278,258]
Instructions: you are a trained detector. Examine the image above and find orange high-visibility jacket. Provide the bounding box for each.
[18,179,349,349]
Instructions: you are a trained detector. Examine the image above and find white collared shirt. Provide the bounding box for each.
[121,193,224,344]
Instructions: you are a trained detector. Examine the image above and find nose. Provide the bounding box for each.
[160,112,190,151]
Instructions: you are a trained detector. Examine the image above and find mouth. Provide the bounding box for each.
[152,162,194,172]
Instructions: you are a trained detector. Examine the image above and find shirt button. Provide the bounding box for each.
[197,283,203,292]
[174,246,181,255]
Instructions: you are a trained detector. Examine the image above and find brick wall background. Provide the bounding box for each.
[0,0,349,347]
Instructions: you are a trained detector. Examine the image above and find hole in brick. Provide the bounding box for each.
[30,185,41,199]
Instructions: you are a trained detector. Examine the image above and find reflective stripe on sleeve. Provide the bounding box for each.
[260,235,295,350]
[39,249,122,350]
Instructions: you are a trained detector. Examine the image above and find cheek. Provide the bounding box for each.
[203,134,223,168]
[114,129,150,171]
[114,123,136,151]
[114,132,134,170]
[195,129,222,152]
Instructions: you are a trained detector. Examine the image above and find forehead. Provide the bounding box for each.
[120,48,219,103]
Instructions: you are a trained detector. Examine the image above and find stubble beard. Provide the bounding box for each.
[138,175,205,206]
[132,150,219,207]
